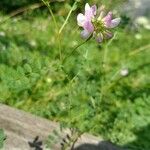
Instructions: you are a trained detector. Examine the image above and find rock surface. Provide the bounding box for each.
[0,104,124,150]
[122,0,150,18]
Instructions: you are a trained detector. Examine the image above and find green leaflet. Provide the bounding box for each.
[0,129,6,149]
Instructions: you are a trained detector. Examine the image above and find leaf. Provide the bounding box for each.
[72,3,77,11]
[0,129,6,149]
[24,64,32,73]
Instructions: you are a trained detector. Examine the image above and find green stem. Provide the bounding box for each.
[100,33,117,101]
[58,1,78,61]
[129,44,150,56]
[42,0,62,61]
[57,34,62,61]
[59,1,78,34]
[62,36,92,65]
[103,32,117,69]
[42,0,58,30]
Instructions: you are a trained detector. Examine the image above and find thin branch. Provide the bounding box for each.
[129,44,150,56]
[59,1,78,34]
[0,0,64,24]
[62,36,92,64]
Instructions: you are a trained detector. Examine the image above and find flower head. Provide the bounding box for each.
[77,3,121,43]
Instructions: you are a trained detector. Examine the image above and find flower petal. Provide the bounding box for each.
[81,30,91,39]
[85,3,91,12]
[91,5,97,16]
[77,13,85,27]
[109,18,121,28]
[98,5,106,19]
[96,33,103,43]
[98,10,105,20]
[85,3,95,20]
[103,11,113,28]
[84,21,94,32]
[104,32,113,39]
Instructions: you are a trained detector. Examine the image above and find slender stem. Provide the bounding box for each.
[59,1,78,34]
[0,2,46,24]
[42,0,62,61]
[103,45,108,68]
[58,1,78,61]
[42,0,58,30]
[110,69,120,81]
[129,44,150,56]
[70,132,83,150]
[98,33,117,110]
[0,0,64,25]
[62,36,92,65]
[57,34,62,61]
[103,32,117,69]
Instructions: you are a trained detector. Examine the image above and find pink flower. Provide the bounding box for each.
[102,12,121,29]
[77,3,97,39]
[77,3,121,43]
[95,11,120,42]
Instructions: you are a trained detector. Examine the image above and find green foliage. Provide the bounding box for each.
[46,129,61,149]
[0,129,6,149]
[46,128,82,150]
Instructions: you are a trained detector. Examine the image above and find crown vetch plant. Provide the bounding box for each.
[77,3,120,42]
[37,1,122,149]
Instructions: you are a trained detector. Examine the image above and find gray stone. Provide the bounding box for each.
[0,104,101,150]
[122,0,150,18]
[0,104,124,150]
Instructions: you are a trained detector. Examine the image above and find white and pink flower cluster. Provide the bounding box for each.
[77,3,121,43]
